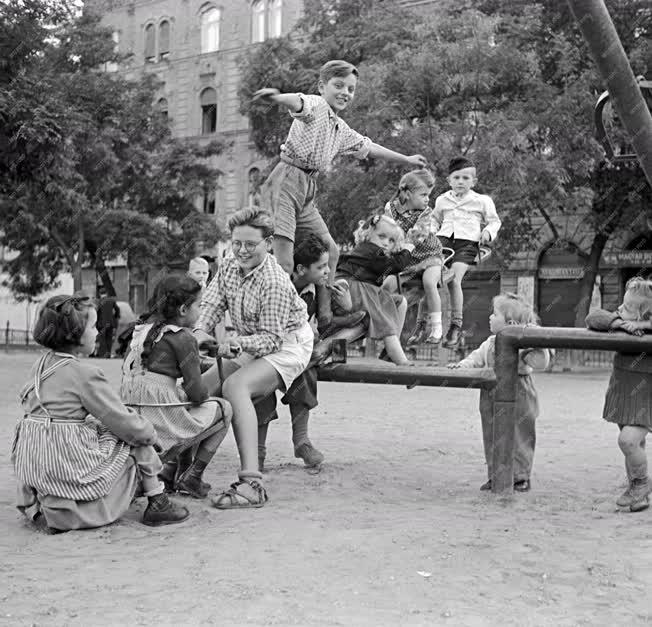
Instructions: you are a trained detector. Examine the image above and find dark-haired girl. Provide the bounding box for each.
[120,275,232,499]
[13,294,189,531]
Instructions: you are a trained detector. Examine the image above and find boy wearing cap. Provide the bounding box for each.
[432,157,501,348]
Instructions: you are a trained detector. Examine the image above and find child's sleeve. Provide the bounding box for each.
[481,196,501,242]
[238,284,295,357]
[521,348,553,370]
[196,265,227,334]
[172,332,209,403]
[456,339,490,368]
[288,94,320,123]
[80,366,159,447]
[336,118,372,160]
[414,206,441,236]
[585,308,619,331]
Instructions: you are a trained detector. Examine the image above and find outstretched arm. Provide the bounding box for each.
[252,88,303,113]
[367,142,427,168]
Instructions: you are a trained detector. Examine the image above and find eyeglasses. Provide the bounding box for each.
[231,239,265,253]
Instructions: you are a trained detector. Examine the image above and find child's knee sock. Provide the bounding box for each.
[177,448,193,475]
[291,406,310,449]
[427,311,442,329]
[258,423,269,461]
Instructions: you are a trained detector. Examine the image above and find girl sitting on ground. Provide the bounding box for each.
[382,169,445,344]
[450,293,552,492]
[586,277,652,513]
[194,207,313,509]
[120,275,232,499]
[13,294,189,532]
[336,213,416,365]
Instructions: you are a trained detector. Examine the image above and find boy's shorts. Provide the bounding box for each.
[438,236,480,266]
[260,161,330,244]
[281,367,318,411]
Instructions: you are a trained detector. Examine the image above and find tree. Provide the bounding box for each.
[0,1,225,300]
[239,0,651,324]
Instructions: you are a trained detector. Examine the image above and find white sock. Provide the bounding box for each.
[428,312,442,326]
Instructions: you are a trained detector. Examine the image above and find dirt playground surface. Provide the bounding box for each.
[1,351,652,626]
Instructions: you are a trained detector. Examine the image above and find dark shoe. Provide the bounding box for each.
[407,319,427,346]
[378,348,392,362]
[513,479,531,492]
[142,493,190,526]
[294,442,325,468]
[480,480,492,491]
[626,478,651,511]
[442,323,462,348]
[175,471,211,499]
[308,339,333,367]
[321,310,368,338]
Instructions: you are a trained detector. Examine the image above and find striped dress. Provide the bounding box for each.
[13,352,160,528]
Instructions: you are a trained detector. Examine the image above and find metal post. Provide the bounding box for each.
[492,333,519,494]
[567,0,652,188]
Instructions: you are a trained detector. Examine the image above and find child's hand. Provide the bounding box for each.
[406,154,428,168]
[448,362,461,369]
[620,320,646,336]
[480,231,492,244]
[252,88,280,104]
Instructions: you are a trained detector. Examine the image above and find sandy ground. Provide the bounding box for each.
[1,351,652,626]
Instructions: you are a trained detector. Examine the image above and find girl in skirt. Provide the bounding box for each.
[450,293,553,492]
[337,214,416,365]
[382,169,445,344]
[586,277,652,512]
[121,276,232,499]
[13,294,189,531]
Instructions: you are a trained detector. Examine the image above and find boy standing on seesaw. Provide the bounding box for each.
[253,59,427,328]
[432,156,501,348]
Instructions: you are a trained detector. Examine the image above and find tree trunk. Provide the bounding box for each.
[94,253,117,297]
[74,213,84,292]
[573,230,610,327]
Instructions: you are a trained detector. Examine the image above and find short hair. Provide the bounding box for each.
[319,60,358,84]
[397,169,436,203]
[33,293,94,350]
[492,293,539,326]
[294,234,329,270]
[622,277,652,320]
[353,213,404,250]
[227,207,274,238]
[188,257,209,270]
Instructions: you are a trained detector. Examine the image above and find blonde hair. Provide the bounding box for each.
[493,292,539,326]
[396,169,435,205]
[621,277,652,320]
[353,213,404,251]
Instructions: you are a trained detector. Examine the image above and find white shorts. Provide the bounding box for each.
[234,322,314,391]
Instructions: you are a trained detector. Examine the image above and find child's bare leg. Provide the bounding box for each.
[397,295,408,331]
[383,335,410,365]
[214,359,283,506]
[423,265,443,343]
[447,261,469,326]
[618,426,650,509]
[273,235,295,276]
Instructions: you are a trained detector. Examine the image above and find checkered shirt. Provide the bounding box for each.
[196,254,308,358]
[280,94,372,171]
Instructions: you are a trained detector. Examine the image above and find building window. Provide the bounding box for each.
[269,0,282,38]
[201,7,221,53]
[252,0,265,43]
[144,23,156,62]
[159,20,170,59]
[156,97,169,122]
[104,30,120,72]
[202,172,223,215]
[247,167,262,208]
[200,87,217,134]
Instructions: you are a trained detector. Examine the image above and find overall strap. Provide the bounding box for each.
[21,352,74,428]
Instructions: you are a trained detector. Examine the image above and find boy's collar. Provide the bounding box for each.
[447,189,475,201]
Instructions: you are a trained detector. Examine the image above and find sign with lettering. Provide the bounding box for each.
[538,266,584,280]
[603,251,652,267]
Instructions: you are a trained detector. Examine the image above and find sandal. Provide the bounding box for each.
[212,479,268,510]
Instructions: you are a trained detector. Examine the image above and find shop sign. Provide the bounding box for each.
[538,266,584,280]
[603,251,652,267]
